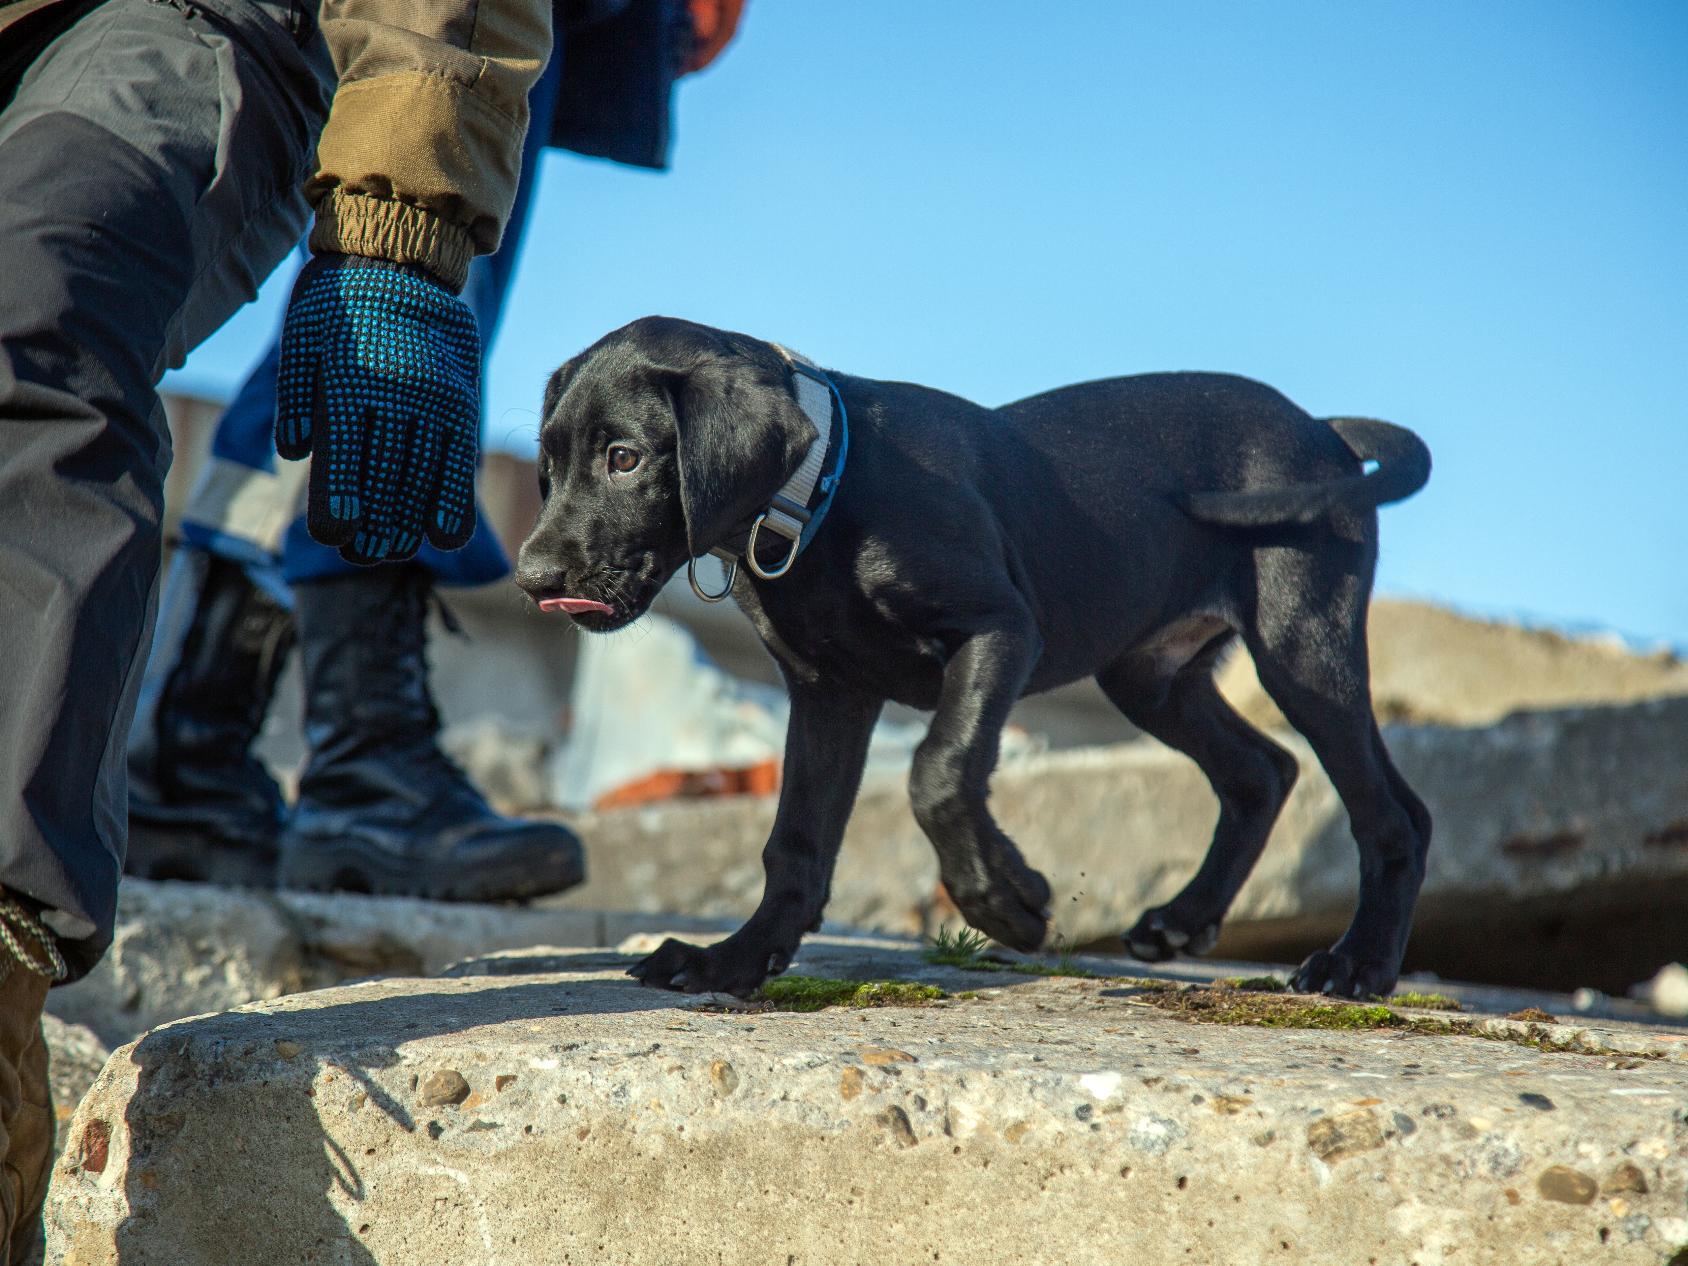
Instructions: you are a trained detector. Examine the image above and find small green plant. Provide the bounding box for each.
[754,975,946,1012]
[927,928,1104,979]
[923,926,994,969]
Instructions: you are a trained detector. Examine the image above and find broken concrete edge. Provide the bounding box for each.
[47,940,1688,1266]
[46,878,750,1048]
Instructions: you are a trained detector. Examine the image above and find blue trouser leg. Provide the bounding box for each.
[179,42,564,591]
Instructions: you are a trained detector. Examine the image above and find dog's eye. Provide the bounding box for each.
[607,445,641,476]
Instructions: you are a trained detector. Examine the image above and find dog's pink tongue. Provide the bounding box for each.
[539,597,616,616]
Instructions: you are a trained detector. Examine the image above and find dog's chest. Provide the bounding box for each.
[739,582,948,709]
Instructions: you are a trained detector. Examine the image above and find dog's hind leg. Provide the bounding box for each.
[910,616,1054,952]
[1245,539,1432,999]
[1099,649,1300,963]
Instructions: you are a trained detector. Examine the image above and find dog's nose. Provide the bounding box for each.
[514,563,567,599]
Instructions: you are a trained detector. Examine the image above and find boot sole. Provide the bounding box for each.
[276,836,586,903]
[125,822,278,888]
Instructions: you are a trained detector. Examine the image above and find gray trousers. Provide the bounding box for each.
[0,0,333,977]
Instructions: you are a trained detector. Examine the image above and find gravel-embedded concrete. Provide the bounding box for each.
[48,939,1688,1266]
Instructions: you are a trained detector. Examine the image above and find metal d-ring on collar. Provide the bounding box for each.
[688,554,736,602]
[744,499,805,580]
[688,346,848,603]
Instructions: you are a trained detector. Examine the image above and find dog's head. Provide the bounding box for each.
[515,317,819,630]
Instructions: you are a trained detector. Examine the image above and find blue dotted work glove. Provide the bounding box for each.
[275,254,480,564]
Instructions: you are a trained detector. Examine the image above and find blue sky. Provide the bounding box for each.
[168,1,1688,646]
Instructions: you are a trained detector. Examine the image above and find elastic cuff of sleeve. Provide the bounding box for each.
[309,192,474,293]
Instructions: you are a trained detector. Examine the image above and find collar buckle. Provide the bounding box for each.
[691,343,846,595]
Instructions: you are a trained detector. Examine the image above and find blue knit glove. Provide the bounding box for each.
[275,254,480,565]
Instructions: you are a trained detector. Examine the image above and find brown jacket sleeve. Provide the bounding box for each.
[306,0,553,291]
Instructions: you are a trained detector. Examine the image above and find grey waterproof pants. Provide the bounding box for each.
[0,0,333,977]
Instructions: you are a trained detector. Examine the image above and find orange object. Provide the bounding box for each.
[593,758,780,809]
[683,0,745,74]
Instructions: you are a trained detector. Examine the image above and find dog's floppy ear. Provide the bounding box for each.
[541,354,583,423]
[670,345,817,557]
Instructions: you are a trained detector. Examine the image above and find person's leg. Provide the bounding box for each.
[0,0,331,1249]
[0,962,52,1266]
[126,44,583,900]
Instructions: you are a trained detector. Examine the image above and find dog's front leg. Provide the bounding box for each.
[910,620,1053,952]
[628,682,882,996]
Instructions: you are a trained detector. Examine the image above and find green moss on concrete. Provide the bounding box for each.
[1007,962,1095,979]
[1216,975,1288,992]
[1007,959,1100,980]
[755,975,946,1012]
[1391,991,1462,1011]
[1134,985,1662,1059]
[1148,989,1408,1031]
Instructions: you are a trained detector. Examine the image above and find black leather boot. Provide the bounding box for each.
[127,551,295,885]
[278,565,585,901]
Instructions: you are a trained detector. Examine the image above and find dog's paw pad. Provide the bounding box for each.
[955,893,1049,954]
[628,936,786,997]
[1290,949,1397,1000]
[628,937,707,991]
[1124,909,1219,963]
[1185,922,1220,956]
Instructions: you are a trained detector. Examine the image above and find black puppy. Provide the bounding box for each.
[517,316,1432,1000]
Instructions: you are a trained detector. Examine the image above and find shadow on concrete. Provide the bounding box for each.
[102,972,693,1263]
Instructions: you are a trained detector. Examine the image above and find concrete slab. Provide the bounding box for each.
[48,940,1688,1266]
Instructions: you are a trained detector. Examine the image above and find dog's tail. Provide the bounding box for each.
[1180,417,1431,528]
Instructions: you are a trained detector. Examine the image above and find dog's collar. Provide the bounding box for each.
[689,344,849,603]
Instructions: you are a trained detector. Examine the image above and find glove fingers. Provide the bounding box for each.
[305,389,365,549]
[340,409,428,565]
[389,402,436,561]
[275,265,329,459]
[425,417,477,552]
[275,337,316,460]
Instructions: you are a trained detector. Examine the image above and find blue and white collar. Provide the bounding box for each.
[689,344,849,603]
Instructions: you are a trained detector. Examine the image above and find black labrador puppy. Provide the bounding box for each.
[517,316,1432,1000]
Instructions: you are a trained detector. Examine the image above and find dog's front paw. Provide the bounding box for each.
[1290,948,1398,1000]
[627,937,789,997]
[949,865,1053,954]
[1124,907,1220,963]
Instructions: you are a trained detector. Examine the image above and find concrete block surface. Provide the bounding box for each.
[48,940,1688,1266]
